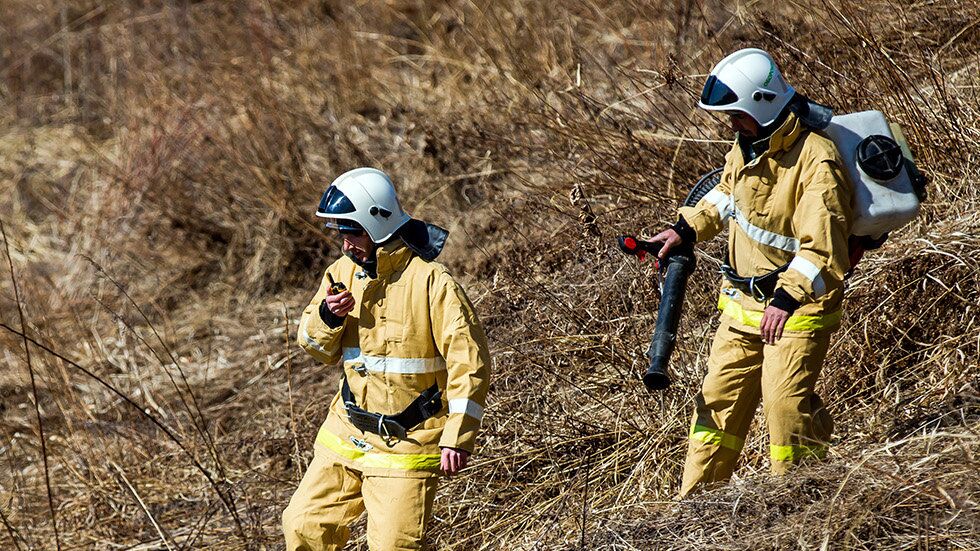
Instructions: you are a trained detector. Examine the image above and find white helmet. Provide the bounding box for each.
[698,48,795,127]
[316,167,412,243]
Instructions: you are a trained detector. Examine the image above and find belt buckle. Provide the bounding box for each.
[748,276,767,302]
[377,415,408,447]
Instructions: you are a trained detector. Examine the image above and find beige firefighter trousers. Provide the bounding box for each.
[680,321,834,497]
[282,445,438,551]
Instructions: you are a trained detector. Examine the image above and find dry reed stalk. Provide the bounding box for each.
[0,219,61,550]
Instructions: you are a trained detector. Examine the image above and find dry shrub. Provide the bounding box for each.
[0,0,977,549]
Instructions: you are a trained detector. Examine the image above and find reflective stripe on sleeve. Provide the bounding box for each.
[449,398,484,421]
[770,443,827,462]
[789,256,827,297]
[300,321,327,353]
[316,426,441,471]
[717,294,842,332]
[342,347,446,374]
[703,189,734,220]
[732,204,801,252]
[690,424,744,451]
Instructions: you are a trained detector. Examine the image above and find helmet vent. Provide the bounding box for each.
[369,206,392,218]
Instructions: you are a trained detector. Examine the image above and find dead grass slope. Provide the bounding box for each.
[0,1,977,549]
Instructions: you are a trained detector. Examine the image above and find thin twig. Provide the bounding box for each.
[0,506,26,551]
[85,258,224,477]
[83,259,248,541]
[282,303,302,481]
[0,321,243,544]
[0,219,61,550]
[110,461,176,551]
[581,457,591,550]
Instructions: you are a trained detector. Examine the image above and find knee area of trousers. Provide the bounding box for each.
[282,508,345,547]
[369,532,424,551]
[367,510,426,550]
[697,384,733,411]
[764,396,808,421]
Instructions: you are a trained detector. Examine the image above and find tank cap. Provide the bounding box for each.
[857,135,905,181]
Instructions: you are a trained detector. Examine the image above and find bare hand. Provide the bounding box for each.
[760,305,790,345]
[324,289,355,317]
[440,447,470,476]
[644,228,683,259]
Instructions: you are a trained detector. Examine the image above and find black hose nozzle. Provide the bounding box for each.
[642,246,695,390]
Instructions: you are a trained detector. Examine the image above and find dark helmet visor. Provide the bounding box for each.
[700,75,739,107]
[323,218,365,234]
[317,186,357,216]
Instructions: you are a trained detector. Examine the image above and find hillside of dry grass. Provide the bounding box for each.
[0,1,977,549]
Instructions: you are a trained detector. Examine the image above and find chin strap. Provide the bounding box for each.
[344,249,377,278]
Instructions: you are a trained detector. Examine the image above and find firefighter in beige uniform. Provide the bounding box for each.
[282,167,490,550]
[648,49,853,496]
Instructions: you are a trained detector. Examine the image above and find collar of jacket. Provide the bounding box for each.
[374,240,414,279]
[738,134,770,163]
[737,112,807,167]
[764,112,807,155]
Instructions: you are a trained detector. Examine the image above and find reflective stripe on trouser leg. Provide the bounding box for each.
[283,446,366,551]
[681,322,764,497]
[363,473,438,550]
[761,330,833,475]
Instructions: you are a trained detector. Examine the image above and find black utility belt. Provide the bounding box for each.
[341,376,443,446]
[721,263,789,301]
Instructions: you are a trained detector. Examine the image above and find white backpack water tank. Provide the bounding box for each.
[822,110,921,238]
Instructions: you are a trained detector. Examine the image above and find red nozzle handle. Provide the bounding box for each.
[617,235,663,257]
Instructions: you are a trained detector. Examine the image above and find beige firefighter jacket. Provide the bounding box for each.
[679,112,854,334]
[297,240,491,478]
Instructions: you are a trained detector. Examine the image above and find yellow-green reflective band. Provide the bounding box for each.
[316,427,441,471]
[690,424,744,451]
[770,443,827,462]
[717,294,841,331]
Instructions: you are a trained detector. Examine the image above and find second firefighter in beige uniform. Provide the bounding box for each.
[283,168,490,550]
[648,49,853,496]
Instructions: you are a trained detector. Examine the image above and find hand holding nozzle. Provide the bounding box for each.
[617,229,683,262]
[616,230,696,391]
[324,274,355,317]
[643,228,684,259]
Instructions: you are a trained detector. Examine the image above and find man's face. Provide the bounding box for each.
[727,111,761,138]
[341,230,375,263]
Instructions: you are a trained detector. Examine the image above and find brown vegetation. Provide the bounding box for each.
[0,0,977,549]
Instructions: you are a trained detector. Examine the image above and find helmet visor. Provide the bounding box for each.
[323,218,365,235]
[317,185,357,216]
[700,75,739,107]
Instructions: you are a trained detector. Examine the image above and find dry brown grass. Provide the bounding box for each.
[0,0,977,549]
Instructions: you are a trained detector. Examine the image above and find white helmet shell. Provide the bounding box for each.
[316,167,412,243]
[698,48,795,127]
